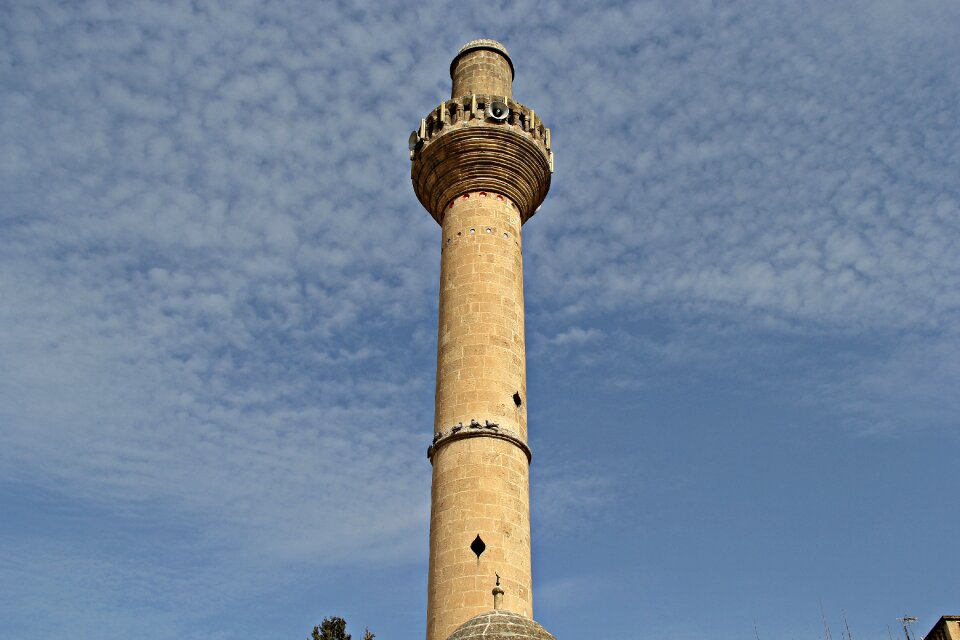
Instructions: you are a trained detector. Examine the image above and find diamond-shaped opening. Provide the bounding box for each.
[470,534,486,558]
[513,392,522,407]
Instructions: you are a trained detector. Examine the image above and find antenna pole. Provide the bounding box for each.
[842,611,854,640]
[821,602,834,640]
[897,616,918,640]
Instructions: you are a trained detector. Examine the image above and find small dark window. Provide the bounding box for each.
[471,535,486,558]
[513,392,522,407]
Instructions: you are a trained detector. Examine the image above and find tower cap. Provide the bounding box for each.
[450,39,515,80]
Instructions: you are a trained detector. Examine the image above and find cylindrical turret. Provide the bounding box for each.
[411,40,553,640]
[450,39,514,99]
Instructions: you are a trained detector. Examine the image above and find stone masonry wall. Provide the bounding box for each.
[427,438,531,640]
[426,191,531,640]
[435,191,527,439]
[451,48,513,99]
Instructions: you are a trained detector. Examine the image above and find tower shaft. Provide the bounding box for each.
[428,192,531,640]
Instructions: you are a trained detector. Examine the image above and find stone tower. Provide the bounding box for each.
[410,40,554,640]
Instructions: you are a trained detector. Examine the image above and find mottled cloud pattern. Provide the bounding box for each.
[1,1,958,639]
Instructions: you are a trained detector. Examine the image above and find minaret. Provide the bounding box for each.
[410,40,553,640]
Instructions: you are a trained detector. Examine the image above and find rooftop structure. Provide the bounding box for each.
[923,616,960,640]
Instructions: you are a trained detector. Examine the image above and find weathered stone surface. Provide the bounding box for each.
[446,610,556,640]
[426,191,533,640]
[924,616,960,640]
[411,98,552,225]
[450,40,514,99]
[414,40,554,640]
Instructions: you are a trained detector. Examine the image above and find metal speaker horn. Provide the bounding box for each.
[486,100,509,122]
[408,130,423,151]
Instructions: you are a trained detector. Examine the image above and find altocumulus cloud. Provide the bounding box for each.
[1,0,959,638]
[1,0,437,554]
[0,2,608,635]
[520,0,960,433]
[0,2,447,635]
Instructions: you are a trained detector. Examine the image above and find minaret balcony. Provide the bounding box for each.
[410,94,553,225]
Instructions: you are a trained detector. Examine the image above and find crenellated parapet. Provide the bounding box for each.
[410,94,553,225]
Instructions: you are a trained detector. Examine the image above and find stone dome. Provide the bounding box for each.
[457,39,510,59]
[446,610,556,640]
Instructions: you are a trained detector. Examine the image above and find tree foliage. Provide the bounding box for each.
[309,616,374,640]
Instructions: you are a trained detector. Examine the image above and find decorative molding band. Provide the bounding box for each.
[427,419,532,464]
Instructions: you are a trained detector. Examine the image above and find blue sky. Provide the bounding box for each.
[1,1,958,639]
